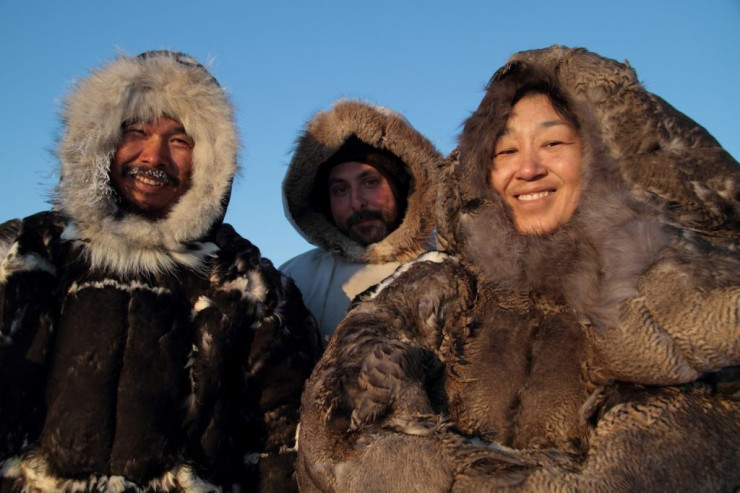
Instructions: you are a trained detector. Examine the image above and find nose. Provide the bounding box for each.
[515,147,546,180]
[139,135,169,166]
[349,187,368,211]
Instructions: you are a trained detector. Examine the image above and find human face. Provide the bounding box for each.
[328,161,399,245]
[110,116,194,220]
[490,93,583,235]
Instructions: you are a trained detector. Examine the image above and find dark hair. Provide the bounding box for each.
[510,82,580,130]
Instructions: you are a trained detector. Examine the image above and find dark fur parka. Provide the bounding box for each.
[0,51,322,492]
[296,46,740,492]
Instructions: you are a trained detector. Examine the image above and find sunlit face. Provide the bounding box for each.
[328,161,399,245]
[110,116,194,220]
[490,93,583,235]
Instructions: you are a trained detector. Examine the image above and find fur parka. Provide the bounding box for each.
[281,100,443,341]
[296,46,740,492]
[0,51,322,492]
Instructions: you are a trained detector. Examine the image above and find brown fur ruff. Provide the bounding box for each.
[283,100,443,263]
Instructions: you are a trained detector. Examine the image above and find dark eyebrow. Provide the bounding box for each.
[499,119,573,137]
[540,120,572,129]
[121,121,189,135]
[357,169,381,179]
[328,168,381,185]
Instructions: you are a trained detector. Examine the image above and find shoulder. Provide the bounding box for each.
[1,211,67,266]
[357,251,469,302]
[214,223,259,257]
[280,248,336,276]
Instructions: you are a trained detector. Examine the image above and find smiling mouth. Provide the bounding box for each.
[516,190,553,201]
[127,167,172,187]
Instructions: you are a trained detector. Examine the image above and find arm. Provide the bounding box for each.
[296,252,486,492]
[248,259,323,491]
[0,213,60,460]
[191,224,322,489]
[448,383,740,492]
[590,250,740,385]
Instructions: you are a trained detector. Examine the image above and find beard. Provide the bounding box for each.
[342,209,396,246]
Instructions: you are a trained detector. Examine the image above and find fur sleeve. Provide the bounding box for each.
[248,261,323,491]
[0,213,60,460]
[191,223,322,490]
[296,253,476,492]
[589,250,740,385]
[448,384,740,492]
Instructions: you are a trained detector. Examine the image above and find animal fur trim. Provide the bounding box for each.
[55,51,239,276]
[283,99,442,263]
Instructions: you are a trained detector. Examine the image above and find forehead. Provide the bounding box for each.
[125,116,187,132]
[328,161,383,182]
[508,93,565,125]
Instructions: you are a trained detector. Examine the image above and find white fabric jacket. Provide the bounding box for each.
[281,248,400,343]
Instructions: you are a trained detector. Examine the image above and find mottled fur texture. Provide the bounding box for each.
[56,51,239,276]
[296,46,740,492]
[283,99,443,263]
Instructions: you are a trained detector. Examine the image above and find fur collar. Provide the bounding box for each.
[54,51,239,276]
[282,99,442,264]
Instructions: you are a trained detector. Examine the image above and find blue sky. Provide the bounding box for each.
[1,0,738,266]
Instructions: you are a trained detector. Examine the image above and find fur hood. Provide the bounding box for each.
[439,45,740,328]
[55,51,239,276]
[283,99,443,263]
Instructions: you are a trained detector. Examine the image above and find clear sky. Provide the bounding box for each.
[1,0,738,266]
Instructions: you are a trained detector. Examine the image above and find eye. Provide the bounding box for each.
[494,147,517,158]
[330,185,349,197]
[120,125,147,143]
[123,125,147,137]
[543,140,563,148]
[170,135,194,149]
[363,177,381,188]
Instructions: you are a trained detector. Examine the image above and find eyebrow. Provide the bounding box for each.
[328,169,380,184]
[540,120,571,129]
[500,119,572,136]
[122,121,189,135]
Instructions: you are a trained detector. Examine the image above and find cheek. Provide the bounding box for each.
[172,150,194,181]
[561,153,583,191]
[488,168,507,195]
[375,187,396,212]
[178,162,194,188]
[329,198,348,223]
[113,140,140,166]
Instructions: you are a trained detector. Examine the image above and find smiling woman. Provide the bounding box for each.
[490,92,583,235]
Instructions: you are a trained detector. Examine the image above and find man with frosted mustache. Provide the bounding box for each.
[0,50,321,491]
[281,100,443,345]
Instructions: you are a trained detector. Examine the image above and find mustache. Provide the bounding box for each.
[125,166,179,186]
[346,209,384,229]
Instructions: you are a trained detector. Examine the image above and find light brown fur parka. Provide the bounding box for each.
[296,46,740,492]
